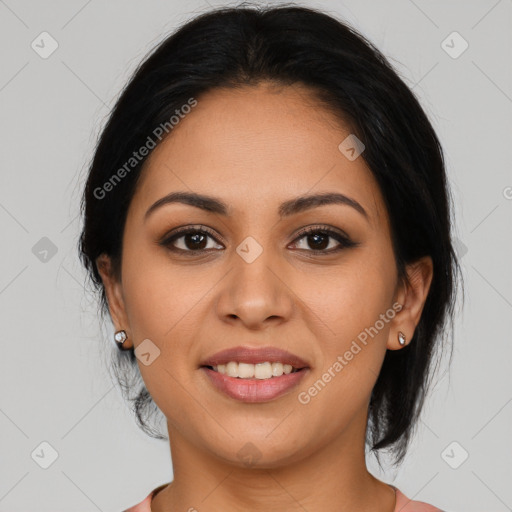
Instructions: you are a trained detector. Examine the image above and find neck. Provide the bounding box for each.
[151,410,396,512]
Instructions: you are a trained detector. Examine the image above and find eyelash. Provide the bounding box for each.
[159,224,358,256]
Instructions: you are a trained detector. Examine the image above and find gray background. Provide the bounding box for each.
[1,0,511,510]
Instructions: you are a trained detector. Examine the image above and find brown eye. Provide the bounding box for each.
[160,226,224,254]
[290,226,357,254]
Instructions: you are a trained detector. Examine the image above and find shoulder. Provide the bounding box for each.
[394,487,444,512]
[122,483,169,512]
[122,492,151,512]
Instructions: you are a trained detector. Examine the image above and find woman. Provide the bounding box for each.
[79,5,461,511]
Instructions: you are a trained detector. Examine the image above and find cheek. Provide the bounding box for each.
[293,257,394,341]
[120,236,200,339]
[292,257,394,398]
[119,248,206,417]
[293,277,391,437]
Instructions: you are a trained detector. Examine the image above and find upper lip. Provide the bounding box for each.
[200,346,310,369]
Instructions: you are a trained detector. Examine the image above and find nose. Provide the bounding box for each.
[215,246,294,330]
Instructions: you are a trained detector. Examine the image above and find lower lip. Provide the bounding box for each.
[200,367,309,403]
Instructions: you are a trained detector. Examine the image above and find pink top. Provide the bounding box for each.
[123,484,443,511]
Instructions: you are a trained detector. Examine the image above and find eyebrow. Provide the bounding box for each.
[144,191,369,222]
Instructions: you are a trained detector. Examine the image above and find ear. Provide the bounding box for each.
[387,255,434,351]
[96,253,132,349]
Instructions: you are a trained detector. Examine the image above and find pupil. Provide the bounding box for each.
[186,233,207,250]
[309,233,328,250]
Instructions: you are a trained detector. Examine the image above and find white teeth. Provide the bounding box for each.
[271,362,283,376]
[226,361,238,377]
[254,362,272,379]
[211,361,300,379]
[238,362,254,378]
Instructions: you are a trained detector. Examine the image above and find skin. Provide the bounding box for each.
[97,82,433,512]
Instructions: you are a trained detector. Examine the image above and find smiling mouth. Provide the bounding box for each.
[202,361,304,379]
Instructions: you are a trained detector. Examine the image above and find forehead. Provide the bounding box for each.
[132,83,385,226]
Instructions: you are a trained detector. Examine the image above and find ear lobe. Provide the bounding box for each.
[95,253,130,342]
[387,255,434,350]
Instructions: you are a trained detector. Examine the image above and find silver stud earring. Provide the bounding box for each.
[398,331,406,346]
[114,330,128,350]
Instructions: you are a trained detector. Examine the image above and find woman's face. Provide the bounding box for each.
[98,82,432,467]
